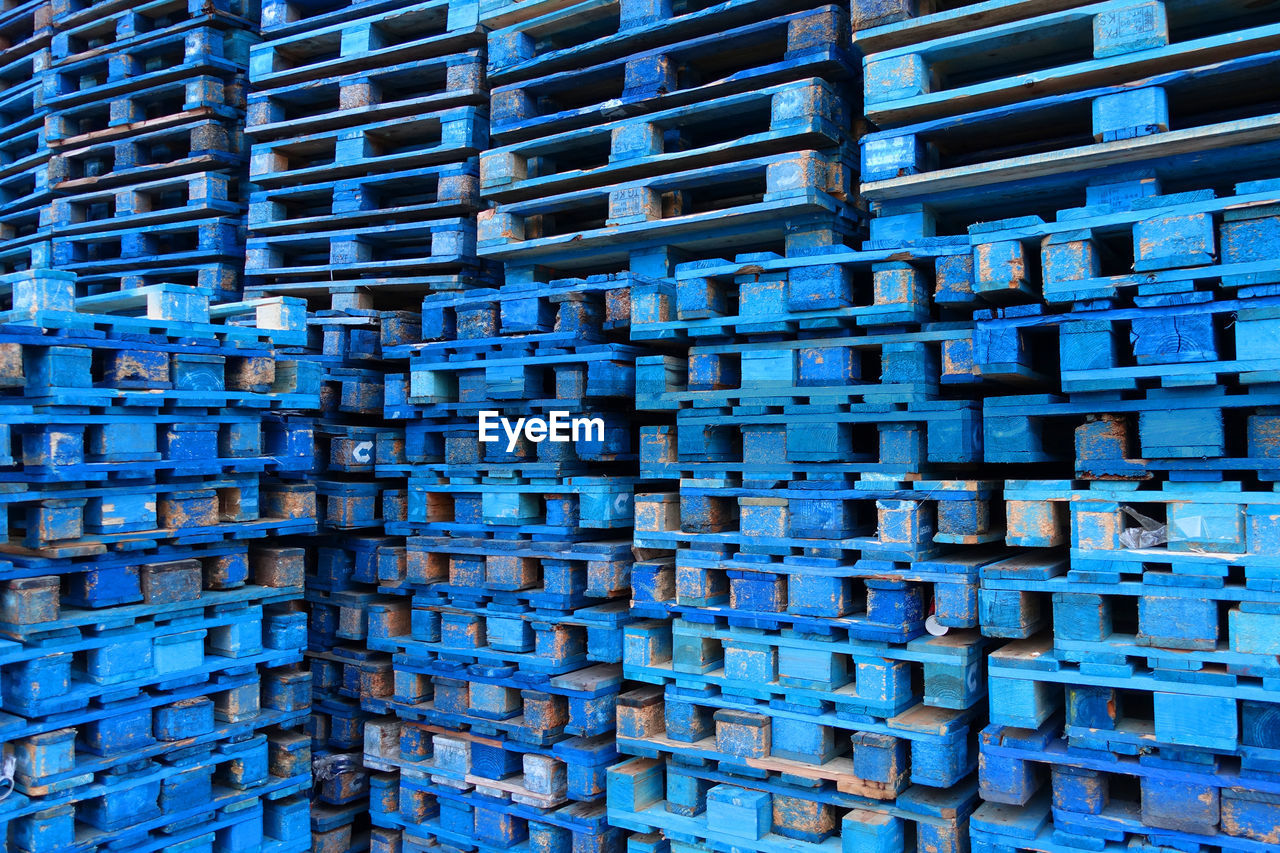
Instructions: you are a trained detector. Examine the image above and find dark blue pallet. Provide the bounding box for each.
[250,0,482,87]
[374,657,622,741]
[50,172,242,236]
[374,774,621,853]
[248,162,481,236]
[623,617,989,715]
[44,26,256,109]
[392,533,632,606]
[608,755,977,853]
[248,106,487,187]
[617,678,977,791]
[477,150,859,272]
[978,727,1280,851]
[634,477,995,563]
[482,77,852,206]
[50,0,257,63]
[47,118,246,194]
[486,0,845,83]
[489,6,854,143]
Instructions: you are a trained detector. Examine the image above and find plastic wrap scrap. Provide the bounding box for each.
[1119,506,1167,549]
[312,752,361,798]
[0,749,14,803]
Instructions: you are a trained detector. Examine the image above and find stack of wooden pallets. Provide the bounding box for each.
[848,0,1280,849]
[241,0,493,847]
[0,270,317,853]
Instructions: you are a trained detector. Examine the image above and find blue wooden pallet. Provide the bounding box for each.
[372,657,623,741]
[633,546,996,635]
[1002,478,1280,572]
[0,605,303,718]
[864,44,1280,200]
[404,342,641,412]
[628,556,983,643]
[248,105,486,187]
[477,149,858,270]
[986,389,1280,471]
[51,216,244,278]
[392,534,632,605]
[617,678,978,791]
[0,114,48,214]
[311,688,377,750]
[486,0,845,84]
[49,171,242,236]
[955,179,1280,304]
[50,0,254,29]
[0,159,52,228]
[0,654,309,746]
[308,533,406,594]
[89,264,248,302]
[245,217,478,285]
[367,603,619,676]
[47,117,245,194]
[632,244,971,343]
[968,793,1276,853]
[639,406,982,478]
[0,580,301,641]
[372,774,622,853]
[250,0,482,88]
[978,292,1280,390]
[248,162,480,236]
[0,470,296,542]
[850,0,1092,45]
[6,702,306,804]
[258,0,415,37]
[44,26,255,110]
[608,755,978,853]
[489,6,854,144]
[623,618,989,715]
[0,540,303,601]
[634,477,997,562]
[248,51,485,140]
[0,382,320,417]
[977,728,1280,850]
[399,594,629,662]
[990,671,1279,770]
[861,0,1271,127]
[0,277,307,345]
[986,634,1280,740]
[363,715,619,806]
[406,474,639,532]
[0,484,316,559]
[861,107,1280,217]
[482,77,852,205]
[0,0,51,67]
[314,476,402,530]
[2,763,310,853]
[369,593,630,668]
[386,272,639,358]
[50,0,257,63]
[634,333,974,410]
[980,555,1280,665]
[45,84,245,153]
